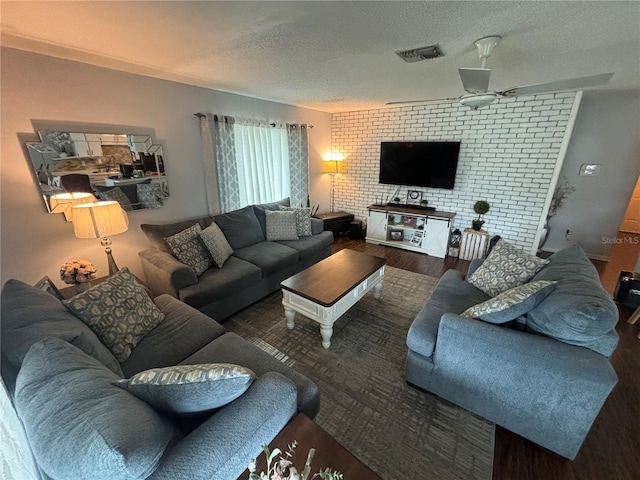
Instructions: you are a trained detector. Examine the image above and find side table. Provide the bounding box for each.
[315,211,354,236]
[459,228,489,260]
[237,414,382,479]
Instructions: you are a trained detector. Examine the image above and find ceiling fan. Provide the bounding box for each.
[388,36,614,109]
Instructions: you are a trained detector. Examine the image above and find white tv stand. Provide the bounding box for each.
[366,204,456,258]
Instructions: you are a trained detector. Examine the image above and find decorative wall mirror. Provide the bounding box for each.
[26,130,169,215]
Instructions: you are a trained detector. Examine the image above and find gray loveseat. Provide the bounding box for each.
[139,198,333,321]
[405,244,619,460]
[1,277,320,480]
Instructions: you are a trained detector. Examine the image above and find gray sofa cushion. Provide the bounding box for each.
[179,256,262,309]
[233,241,299,277]
[252,197,291,236]
[180,332,320,419]
[277,231,334,260]
[95,179,151,206]
[141,217,208,253]
[164,224,214,276]
[114,363,255,414]
[526,245,619,354]
[1,279,122,376]
[215,205,265,250]
[15,338,179,480]
[120,295,226,377]
[406,270,489,358]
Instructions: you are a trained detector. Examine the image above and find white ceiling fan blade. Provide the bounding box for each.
[386,97,460,106]
[501,72,614,97]
[459,68,491,93]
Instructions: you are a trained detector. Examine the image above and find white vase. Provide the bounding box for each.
[73,282,91,294]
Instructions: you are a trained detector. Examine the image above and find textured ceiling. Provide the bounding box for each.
[2,1,639,113]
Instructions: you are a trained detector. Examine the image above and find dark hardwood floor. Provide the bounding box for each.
[331,235,640,480]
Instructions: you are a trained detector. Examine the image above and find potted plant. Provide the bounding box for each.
[472,200,490,231]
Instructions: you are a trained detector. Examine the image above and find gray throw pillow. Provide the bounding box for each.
[468,240,549,297]
[265,210,299,241]
[460,280,558,324]
[15,338,178,480]
[198,223,234,268]
[113,363,255,414]
[137,183,164,208]
[164,223,214,276]
[62,268,165,363]
[99,187,133,211]
[279,206,312,236]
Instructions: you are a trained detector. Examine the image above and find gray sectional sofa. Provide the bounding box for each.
[1,276,320,480]
[406,244,619,460]
[139,198,333,321]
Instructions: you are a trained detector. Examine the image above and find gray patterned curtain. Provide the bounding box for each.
[286,124,309,207]
[199,114,240,213]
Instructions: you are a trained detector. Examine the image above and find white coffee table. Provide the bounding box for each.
[281,249,386,348]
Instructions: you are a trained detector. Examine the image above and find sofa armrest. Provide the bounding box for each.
[149,372,297,480]
[311,217,324,235]
[467,259,484,278]
[139,248,198,298]
[432,313,617,459]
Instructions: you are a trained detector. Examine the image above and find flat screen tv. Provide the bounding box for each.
[379,141,460,189]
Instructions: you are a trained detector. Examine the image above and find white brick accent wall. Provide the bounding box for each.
[331,93,577,251]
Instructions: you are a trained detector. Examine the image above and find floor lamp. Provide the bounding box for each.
[71,201,129,276]
[323,153,344,213]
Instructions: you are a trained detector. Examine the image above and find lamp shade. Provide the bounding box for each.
[50,192,95,221]
[71,201,129,239]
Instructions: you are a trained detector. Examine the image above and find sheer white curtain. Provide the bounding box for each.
[199,114,309,213]
[234,121,289,207]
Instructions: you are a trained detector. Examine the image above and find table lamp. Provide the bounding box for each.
[50,192,95,221]
[71,201,129,276]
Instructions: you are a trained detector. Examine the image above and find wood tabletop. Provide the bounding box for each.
[237,413,382,480]
[281,249,386,307]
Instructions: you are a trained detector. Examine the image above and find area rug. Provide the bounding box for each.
[225,266,494,480]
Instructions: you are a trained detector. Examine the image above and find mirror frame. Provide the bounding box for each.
[26,130,169,213]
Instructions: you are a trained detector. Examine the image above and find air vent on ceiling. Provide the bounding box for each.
[395,44,444,63]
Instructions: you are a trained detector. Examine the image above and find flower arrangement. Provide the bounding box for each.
[60,259,97,285]
[548,176,575,218]
[249,441,342,480]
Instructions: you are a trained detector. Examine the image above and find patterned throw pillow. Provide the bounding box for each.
[279,206,312,236]
[265,210,299,241]
[461,280,558,324]
[62,268,165,363]
[137,183,164,209]
[113,363,255,413]
[99,187,133,211]
[198,223,234,268]
[164,224,214,276]
[468,240,549,297]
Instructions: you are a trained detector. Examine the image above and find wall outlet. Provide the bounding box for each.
[565,229,573,240]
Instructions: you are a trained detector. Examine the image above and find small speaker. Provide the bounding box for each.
[350,220,362,240]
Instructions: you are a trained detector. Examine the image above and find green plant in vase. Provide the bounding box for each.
[472,200,490,231]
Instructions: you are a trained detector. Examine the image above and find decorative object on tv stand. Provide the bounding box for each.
[406,189,423,206]
[60,259,97,294]
[472,200,490,231]
[249,439,342,480]
[322,152,344,213]
[71,201,129,276]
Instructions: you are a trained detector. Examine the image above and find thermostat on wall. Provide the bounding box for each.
[579,164,601,176]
